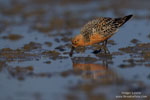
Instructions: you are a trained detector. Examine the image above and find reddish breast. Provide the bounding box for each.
[85,33,109,46]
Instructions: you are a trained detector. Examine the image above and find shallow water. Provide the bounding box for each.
[0,0,150,100]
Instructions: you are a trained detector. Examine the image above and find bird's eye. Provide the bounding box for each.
[72,40,77,45]
[75,40,78,43]
[73,39,79,45]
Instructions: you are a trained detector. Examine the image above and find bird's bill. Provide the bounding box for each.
[69,46,75,57]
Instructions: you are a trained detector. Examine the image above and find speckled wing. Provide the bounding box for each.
[80,17,119,42]
[80,15,132,42]
[94,17,119,37]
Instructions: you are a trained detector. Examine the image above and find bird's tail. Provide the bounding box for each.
[114,14,133,27]
[122,14,133,24]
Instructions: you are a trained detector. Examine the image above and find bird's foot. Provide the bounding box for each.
[92,49,101,54]
[93,45,110,54]
[103,46,110,54]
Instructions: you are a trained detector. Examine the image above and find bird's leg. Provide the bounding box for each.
[102,40,110,54]
[103,46,110,54]
[93,40,110,54]
[102,40,107,46]
[69,46,75,57]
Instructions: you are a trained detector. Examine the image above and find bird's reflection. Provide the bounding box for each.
[73,63,108,80]
[71,57,119,81]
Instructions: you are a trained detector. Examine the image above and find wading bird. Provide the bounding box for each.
[70,15,133,56]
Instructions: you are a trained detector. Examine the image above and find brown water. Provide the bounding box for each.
[0,0,150,100]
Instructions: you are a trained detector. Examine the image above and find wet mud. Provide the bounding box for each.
[0,0,150,100]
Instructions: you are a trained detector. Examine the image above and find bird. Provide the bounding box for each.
[69,15,133,56]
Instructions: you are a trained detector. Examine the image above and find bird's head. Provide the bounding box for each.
[72,34,84,47]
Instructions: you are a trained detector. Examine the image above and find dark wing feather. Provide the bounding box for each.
[80,17,116,41]
[80,15,133,42]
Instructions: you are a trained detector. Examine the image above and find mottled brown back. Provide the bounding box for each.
[80,15,133,42]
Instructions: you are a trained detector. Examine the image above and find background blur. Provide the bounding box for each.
[0,0,150,100]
